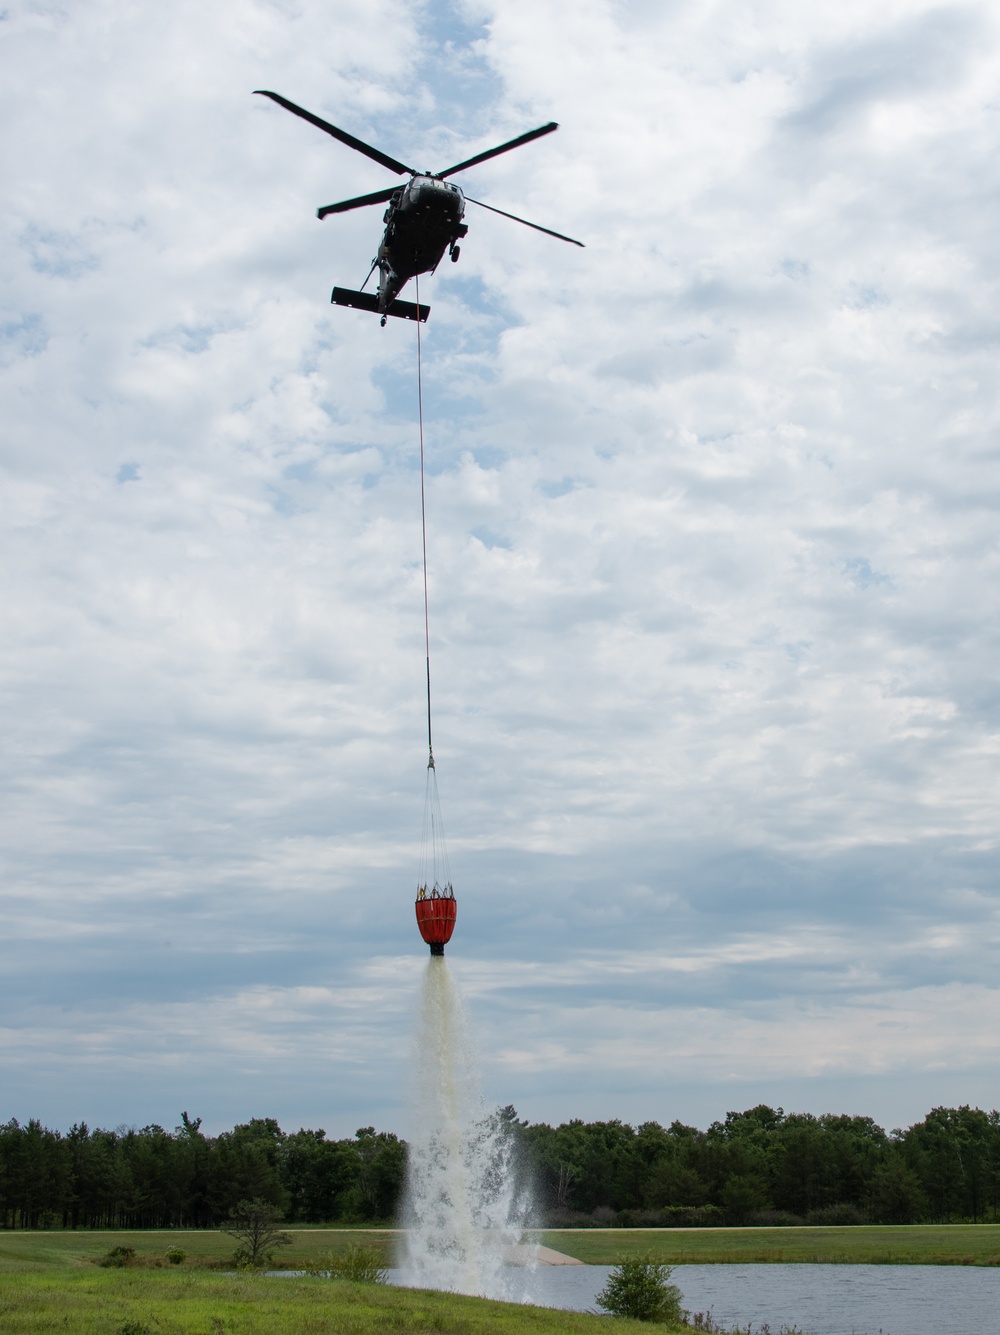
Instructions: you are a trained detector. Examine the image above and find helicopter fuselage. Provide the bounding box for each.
[376,175,468,311]
[253,90,580,324]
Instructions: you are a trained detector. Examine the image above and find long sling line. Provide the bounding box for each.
[416,275,434,770]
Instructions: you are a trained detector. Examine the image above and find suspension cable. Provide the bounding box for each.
[416,275,434,770]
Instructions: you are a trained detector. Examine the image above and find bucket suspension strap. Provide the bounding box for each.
[412,276,456,942]
[416,274,434,771]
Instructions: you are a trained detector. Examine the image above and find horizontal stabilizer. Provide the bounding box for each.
[331,287,430,323]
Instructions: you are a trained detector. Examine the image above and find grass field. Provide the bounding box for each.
[538,1224,1000,1266]
[1,1222,998,1270]
[0,1269,681,1335]
[2,1223,999,1272]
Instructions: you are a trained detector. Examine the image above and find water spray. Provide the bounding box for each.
[400,960,535,1298]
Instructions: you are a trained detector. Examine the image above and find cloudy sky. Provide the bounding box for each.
[2,0,999,1140]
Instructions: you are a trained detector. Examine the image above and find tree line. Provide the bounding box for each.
[2,1103,998,1229]
[522,1104,1000,1225]
[0,1114,404,1229]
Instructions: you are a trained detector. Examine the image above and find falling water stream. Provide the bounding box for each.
[397,957,534,1300]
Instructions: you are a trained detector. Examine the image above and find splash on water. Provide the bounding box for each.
[398,956,535,1299]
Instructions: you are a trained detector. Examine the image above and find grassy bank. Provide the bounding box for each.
[539,1224,1000,1266]
[0,1228,397,1272]
[0,1269,672,1335]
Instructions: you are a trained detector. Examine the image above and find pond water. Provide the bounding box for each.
[388,1262,1000,1335]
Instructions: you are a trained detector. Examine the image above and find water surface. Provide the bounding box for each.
[391,1261,1000,1334]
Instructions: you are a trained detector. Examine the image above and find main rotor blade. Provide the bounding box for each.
[465,197,584,247]
[437,122,559,178]
[318,186,398,219]
[254,90,414,176]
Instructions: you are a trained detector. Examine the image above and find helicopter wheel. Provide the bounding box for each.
[380,315,387,327]
[450,246,460,262]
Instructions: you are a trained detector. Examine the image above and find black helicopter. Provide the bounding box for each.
[254,90,583,325]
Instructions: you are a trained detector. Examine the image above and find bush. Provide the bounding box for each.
[98,1246,137,1268]
[544,1208,609,1228]
[746,1210,804,1227]
[595,1255,684,1323]
[804,1203,868,1226]
[615,1205,725,1229]
[306,1243,387,1284]
[165,1246,187,1265]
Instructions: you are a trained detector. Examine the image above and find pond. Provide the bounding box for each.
[389,1262,1000,1335]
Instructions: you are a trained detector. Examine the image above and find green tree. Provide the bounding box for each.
[282,1128,359,1222]
[209,1118,287,1219]
[867,1155,927,1224]
[903,1108,968,1221]
[350,1128,406,1220]
[223,1197,292,1268]
[721,1172,770,1222]
[174,1112,212,1227]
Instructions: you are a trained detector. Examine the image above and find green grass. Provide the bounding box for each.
[0,1269,679,1335]
[538,1224,1000,1266]
[2,1223,996,1335]
[4,1223,1000,1272]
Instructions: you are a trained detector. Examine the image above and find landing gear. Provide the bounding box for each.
[380,315,387,327]
[450,244,460,263]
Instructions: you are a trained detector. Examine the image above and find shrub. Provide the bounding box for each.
[804,1203,868,1226]
[306,1243,387,1284]
[165,1246,187,1265]
[746,1210,804,1227]
[687,1317,805,1334]
[98,1246,137,1268]
[615,1205,724,1229]
[595,1255,684,1323]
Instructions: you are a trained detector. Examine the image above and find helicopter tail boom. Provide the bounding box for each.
[331,287,430,323]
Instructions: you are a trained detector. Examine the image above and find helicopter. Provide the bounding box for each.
[254,90,583,325]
